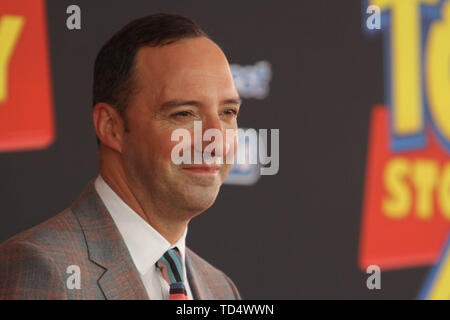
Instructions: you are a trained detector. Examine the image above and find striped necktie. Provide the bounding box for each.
[156,248,188,300]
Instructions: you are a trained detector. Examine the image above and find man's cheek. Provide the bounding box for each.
[218,164,232,184]
[162,141,178,160]
[223,135,238,164]
[165,138,188,165]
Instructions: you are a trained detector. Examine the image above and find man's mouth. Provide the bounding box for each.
[181,165,221,174]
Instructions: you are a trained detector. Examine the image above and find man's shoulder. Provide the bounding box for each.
[0,207,84,253]
[0,208,92,299]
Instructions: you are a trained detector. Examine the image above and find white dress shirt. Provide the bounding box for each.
[94,175,193,300]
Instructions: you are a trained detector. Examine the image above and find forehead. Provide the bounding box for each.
[133,37,237,101]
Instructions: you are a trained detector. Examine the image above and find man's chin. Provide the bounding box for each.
[170,167,226,211]
[177,184,221,212]
[180,167,223,187]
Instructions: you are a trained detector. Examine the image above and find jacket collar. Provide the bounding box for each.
[70,179,211,300]
[71,180,149,300]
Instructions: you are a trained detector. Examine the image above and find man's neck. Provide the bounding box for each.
[99,165,188,245]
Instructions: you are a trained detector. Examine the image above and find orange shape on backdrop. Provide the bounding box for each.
[359,106,450,270]
[0,0,54,152]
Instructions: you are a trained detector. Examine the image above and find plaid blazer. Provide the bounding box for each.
[0,180,241,300]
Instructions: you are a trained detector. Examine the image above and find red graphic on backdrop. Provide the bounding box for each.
[0,0,54,152]
[359,106,450,270]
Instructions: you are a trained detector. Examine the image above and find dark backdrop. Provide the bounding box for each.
[0,0,430,299]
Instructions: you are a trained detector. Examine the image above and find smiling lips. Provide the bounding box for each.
[181,165,220,174]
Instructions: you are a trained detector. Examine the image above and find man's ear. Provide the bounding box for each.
[93,103,126,153]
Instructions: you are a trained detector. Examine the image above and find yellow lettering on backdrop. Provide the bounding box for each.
[371,0,439,136]
[438,164,450,220]
[412,160,438,219]
[383,158,411,219]
[0,15,24,103]
[426,1,450,143]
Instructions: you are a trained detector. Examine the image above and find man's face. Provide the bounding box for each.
[121,37,240,216]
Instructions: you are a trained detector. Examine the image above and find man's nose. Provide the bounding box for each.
[195,115,227,158]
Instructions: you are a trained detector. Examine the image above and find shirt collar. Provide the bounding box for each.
[94,175,188,276]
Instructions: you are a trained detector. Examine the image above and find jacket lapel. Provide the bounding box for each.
[71,180,149,300]
[186,248,214,300]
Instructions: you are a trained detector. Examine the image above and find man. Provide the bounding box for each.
[0,13,241,300]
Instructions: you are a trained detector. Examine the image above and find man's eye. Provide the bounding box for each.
[223,109,238,116]
[172,111,192,117]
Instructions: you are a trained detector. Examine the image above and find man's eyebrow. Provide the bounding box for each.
[222,98,242,106]
[160,100,201,109]
[160,97,242,109]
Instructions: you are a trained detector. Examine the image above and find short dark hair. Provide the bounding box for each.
[93,13,208,118]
